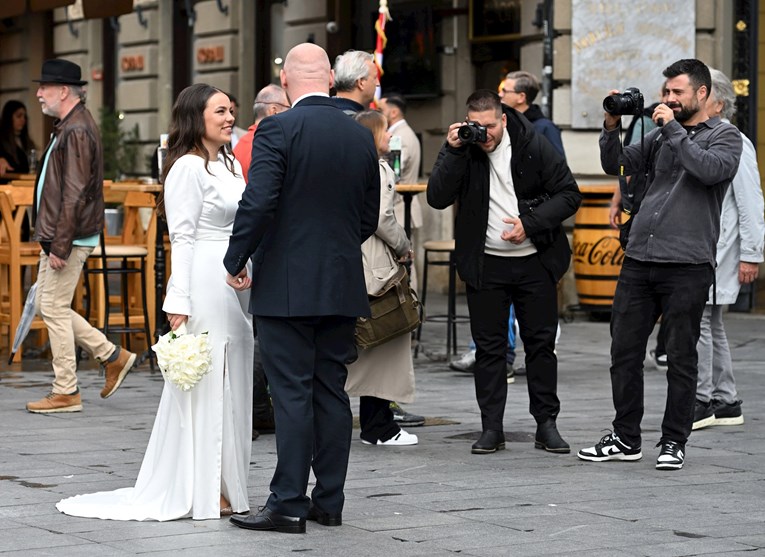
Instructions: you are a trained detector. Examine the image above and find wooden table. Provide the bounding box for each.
[110,182,166,338]
[1,173,36,182]
[395,183,427,238]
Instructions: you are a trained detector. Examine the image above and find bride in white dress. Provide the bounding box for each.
[56,84,254,521]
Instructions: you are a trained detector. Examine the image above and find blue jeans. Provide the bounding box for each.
[609,257,713,448]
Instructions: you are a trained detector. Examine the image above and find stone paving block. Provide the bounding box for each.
[637,538,759,556]
[0,544,132,556]
[0,303,764,555]
[0,527,93,552]
[731,535,765,548]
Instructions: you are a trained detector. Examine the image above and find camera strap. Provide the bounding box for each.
[618,119,661,218]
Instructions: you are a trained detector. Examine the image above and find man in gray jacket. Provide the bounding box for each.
[691,68,764,430]
[578,59,742,471]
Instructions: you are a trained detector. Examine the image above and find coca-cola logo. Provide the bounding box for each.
[573,235,625,267]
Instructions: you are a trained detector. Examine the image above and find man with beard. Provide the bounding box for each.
[578,59,742,471]
[26,59,136,414]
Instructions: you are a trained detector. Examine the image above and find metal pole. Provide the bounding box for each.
[540,0,554,119]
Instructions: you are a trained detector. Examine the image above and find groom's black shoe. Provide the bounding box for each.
[230,507,306,534]
[307,502,342,526]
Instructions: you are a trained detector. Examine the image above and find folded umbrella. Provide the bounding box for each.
[8,282,38,365]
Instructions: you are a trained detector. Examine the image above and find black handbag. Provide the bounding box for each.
[354,266,421,350]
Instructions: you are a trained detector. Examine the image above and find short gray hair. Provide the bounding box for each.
[505,71,540,103]
[252,84,287,119]
[333,50,374,92]
[707,67,737,121]
[68,84,87,103]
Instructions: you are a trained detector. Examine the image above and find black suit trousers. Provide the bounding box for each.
[467,253,560,432]
[256,314,356,517]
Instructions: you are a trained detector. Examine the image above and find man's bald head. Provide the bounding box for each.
[281,43,333,101]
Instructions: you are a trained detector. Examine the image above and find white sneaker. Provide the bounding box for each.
[362,430,419,446]
[449,349,476,372]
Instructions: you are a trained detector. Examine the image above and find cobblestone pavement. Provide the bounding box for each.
[2,295,764,556]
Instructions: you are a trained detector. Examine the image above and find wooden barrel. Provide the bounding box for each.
[573,185,624,309]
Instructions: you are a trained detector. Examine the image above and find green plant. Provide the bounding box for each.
[99,108,140,180]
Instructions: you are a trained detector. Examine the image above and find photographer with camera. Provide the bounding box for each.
[428,90,580,455]
[578,59,742,471]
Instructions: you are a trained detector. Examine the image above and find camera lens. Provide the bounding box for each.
[458,124,476,143]
[602,95,620,114]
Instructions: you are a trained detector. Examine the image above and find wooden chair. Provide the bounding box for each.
[82,191,157,368]
[0,188,45,361]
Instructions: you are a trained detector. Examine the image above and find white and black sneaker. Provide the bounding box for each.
[577,432,642,462]
[656,440,684,470]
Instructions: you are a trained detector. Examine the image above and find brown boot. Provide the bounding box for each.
[27,391,83,413]
[101,348,136,398]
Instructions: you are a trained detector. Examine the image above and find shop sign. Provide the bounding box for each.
[197,46,225,65]
[121,55,145,73]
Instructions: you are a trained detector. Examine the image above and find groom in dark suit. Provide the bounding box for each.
[224,43,380,533]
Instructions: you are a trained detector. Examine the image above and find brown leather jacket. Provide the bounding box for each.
[33,102,104,259]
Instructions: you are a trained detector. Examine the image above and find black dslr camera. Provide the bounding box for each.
[603,87,644,116]
[458,121,487,144]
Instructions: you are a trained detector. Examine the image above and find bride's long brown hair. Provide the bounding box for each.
[157,83,238,218]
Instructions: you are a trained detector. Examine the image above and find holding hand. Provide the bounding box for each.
[500,216,527,244]
[398,249,414,263]
[167,313,188,331]
[603,89,622,131]
[652,103,674,126]
[446,122,466,149]
[226,269,251,291]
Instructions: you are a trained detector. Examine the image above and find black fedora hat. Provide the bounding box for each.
[33,59,88,86]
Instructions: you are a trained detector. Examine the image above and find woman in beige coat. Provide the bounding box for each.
[346,110,418,446]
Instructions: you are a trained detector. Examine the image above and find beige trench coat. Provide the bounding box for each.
[346,160,416,403]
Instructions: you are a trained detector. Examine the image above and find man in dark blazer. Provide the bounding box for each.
[225,43,380,533]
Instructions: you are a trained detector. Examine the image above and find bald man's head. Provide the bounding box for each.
[281,43,333,100]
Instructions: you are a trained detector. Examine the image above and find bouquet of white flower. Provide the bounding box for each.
[152,323,213,391]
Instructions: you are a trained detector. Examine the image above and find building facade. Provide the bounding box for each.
[1,0,762,306]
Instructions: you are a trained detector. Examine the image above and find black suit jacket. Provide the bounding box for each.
[224,95,380,317]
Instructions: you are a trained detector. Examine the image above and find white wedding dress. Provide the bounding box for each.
[57,153,254,521]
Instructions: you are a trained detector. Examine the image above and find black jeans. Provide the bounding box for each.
[359,396,400,443]
[467,253,560,431]
[610,257,713,448]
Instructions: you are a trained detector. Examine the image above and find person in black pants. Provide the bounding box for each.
[578,59,742,471]
[345,110,418,447]
[251,322,275,440]
[224,43,380,533]
[428,89,581,455]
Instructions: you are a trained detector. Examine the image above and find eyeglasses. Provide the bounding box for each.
[269,102,291,109]
[501,88,522,95]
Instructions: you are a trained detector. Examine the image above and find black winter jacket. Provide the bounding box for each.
[427,105,581,288]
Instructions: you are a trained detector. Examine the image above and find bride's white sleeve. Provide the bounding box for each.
[161,158,205,316]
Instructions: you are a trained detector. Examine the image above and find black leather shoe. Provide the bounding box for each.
[471,430,505,454]
[307,503,342,526]
[230,507,306,533]
[534,418,570,453]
